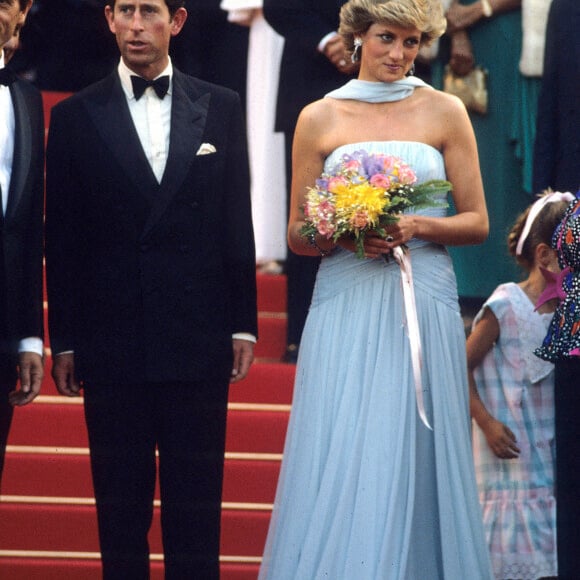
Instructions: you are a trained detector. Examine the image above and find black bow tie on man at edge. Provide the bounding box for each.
[0,68,16,86]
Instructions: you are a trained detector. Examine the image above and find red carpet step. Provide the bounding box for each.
[0,503,270,557]
[256,273,287,313]
[7,402,290,454]
[35,360,295,402]
[2,268,294,578]
[0,560,260,580]
[2,454,281,505]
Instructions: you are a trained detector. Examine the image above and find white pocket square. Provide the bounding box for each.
[196,143,217,156]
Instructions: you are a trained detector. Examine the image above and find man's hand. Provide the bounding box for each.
[52,352,81,397]
[230,339,254,383]
[9,351,44,407]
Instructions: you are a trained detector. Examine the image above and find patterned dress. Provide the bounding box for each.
[536,196,580,361]
[472,283,557,579]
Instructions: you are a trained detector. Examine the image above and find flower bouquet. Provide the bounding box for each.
[300,150,451,258]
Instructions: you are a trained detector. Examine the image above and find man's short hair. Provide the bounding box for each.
[107,0,186,18]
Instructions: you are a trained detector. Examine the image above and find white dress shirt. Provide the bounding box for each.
[118,58,172,183]
[0,54,15,216]
[0,53,43,356]
[117,59,256,344]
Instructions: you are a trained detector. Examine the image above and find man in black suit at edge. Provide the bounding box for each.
[263,0,356,363]
[0,0,44,487]
[45,1,257,578]
[532,1,580,577]
[532,0,579,195]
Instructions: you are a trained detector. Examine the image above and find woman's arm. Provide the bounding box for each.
[383,94,488,249]
[446,0,521,34]
[287,102,336,257]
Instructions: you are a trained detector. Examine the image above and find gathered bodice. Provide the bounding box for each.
[311,140,459,312]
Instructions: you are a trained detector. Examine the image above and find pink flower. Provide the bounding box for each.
[318,199,335,216]
[370,173,392,189]
[381,156,398,173]
[317,220,336,237]
[398,165,417,185]
[343,159,361,172]
[350,211,370,229]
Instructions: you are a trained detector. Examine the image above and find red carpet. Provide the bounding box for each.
[2,98,293,578]
[1,267,292,578]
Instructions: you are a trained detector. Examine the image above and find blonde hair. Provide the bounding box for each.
[339,0,447,57]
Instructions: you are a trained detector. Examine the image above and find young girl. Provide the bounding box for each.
[467,191,574,580]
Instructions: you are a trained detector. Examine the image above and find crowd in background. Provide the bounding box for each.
[9,1,566,305]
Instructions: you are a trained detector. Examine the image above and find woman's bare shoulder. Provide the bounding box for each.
[417,86,467,115]
[413,87,473,142]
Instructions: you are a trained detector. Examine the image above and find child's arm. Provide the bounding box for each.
[467,308,521,459]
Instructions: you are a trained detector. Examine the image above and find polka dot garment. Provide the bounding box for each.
[536,192,580,361]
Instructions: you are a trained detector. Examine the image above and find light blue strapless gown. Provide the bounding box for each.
[259,141,493,579]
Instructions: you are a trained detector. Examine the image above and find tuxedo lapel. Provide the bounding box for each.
[5,82,33,222]
[141,71,210,238]
[86,73,159,204]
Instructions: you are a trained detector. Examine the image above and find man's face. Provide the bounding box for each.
[0,0,31,52]
[105,0,186,79]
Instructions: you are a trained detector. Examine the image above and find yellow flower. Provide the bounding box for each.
[334,183,386,228]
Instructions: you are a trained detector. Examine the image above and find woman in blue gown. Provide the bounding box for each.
[259,1,494,578]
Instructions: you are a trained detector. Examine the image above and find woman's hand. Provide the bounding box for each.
[384,215,417,248]
[449,31,475,76]
[338,215,417,259]
[336,232,387,259]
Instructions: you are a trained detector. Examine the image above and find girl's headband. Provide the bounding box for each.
[516,191,575,256]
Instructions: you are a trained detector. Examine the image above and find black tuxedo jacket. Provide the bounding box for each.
[532,0,580,193]
[0,79,44,357]
[263,0,353,133]
[45,69,257,384]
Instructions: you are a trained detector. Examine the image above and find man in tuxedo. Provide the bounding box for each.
[532,0,579,195]
[45,1,257,578]
[15,0,118,91]
[170,0,249,108]
[263,0,356,363]
[0,0,44,486]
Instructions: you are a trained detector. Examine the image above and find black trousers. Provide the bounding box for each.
[0,355,17,487]
[283,132,320,347]
[554,359,580,580]
[83,376,230,580]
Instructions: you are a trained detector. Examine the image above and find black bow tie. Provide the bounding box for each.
[131,75,170,100]
[0,68,16,86]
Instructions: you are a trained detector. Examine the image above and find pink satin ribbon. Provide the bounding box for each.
[392,246,432,430]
